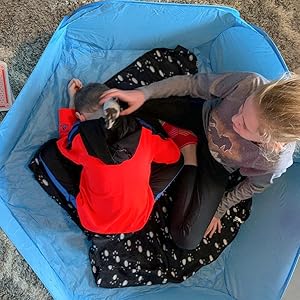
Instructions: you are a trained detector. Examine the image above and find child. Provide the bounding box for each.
[99,72,299,249]
[50,78,183,235]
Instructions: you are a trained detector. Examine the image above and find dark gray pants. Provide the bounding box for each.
[137,97,230,249]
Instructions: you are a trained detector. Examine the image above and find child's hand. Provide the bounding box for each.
[68,78,83,108]
[99,89,146,116]
[204,216,222,239]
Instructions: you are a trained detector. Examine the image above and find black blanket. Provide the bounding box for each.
[29,46,251,288]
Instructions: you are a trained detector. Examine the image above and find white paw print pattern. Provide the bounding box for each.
[37,174,46,185]
[135,240,143,254]
[170,269,178,278]
[135,261,142,271]
[100,249,110,262]
[161,226,170,238]
[162,243,168,252]
[154,211,161,223]
[115,74,124,84]
[125,73,137,86]
[158,69,165,78]
[112,250,121,263]
[96,278,102,286]
[121,280,129,287]
[135,61,145,72]
[67,203,74,210]
[123,259,132,269]
[167,55,173,63]
[146,249,154,262]
[161,206,168,214]
[153,50,163,62]
[168,71,175,77]
[118,233,125,241]
[157,269,164,278]
[188,54,194,61]
[234,216,243,224]
[92,244,98,251]
[144,60,156,73]
[230,226,236,233]
[124,239,132,251]
[109,273,119,285]
[187,253,193,263]
[51,196,61,205]
[195,244,202,252]
[170,249,177,261]
[146,231,155,242]
[181,258,187,267]
[92,265,97,274]
[202,237,211,245]
[176,60,183,68]
[214,242,220,249]
[157,254,164,264]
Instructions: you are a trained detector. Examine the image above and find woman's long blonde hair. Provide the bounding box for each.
[254,73,300,145]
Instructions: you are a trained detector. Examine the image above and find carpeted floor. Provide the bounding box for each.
[0,0,299,299]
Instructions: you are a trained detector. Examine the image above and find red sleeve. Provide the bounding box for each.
[58,108,77,138]
[152,134,180,164]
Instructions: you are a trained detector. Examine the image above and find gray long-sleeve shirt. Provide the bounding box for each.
[139,72,295,218]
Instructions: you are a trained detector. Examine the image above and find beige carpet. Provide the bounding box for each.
[0,0,299,299]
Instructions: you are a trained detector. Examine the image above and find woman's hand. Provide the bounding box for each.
[99,89,146,116]
[68,78,83,108]
[204,216,222,239]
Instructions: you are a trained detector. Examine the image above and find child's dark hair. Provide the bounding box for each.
[74,83,109,113]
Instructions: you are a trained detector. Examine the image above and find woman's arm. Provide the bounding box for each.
[215,177,269,219]
[138,73,219,100]
[100,88,205,134]
[99,72,262,133]
[138,72,262,100]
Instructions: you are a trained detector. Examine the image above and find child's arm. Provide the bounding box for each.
[68,78,83,109]
[138,72,266,101]
[58,79,83,138]
[58,108,77,138]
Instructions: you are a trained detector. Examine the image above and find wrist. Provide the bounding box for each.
[137,86,151,101]
[214,208,224,219]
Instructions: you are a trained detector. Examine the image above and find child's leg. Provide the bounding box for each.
[150,156,184,199]
[40,140,81,197]
[162,122,198,165]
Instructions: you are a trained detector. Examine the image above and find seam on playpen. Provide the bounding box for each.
[280,248,300,299]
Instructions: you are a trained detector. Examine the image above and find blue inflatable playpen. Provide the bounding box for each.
[0,1,299,299]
